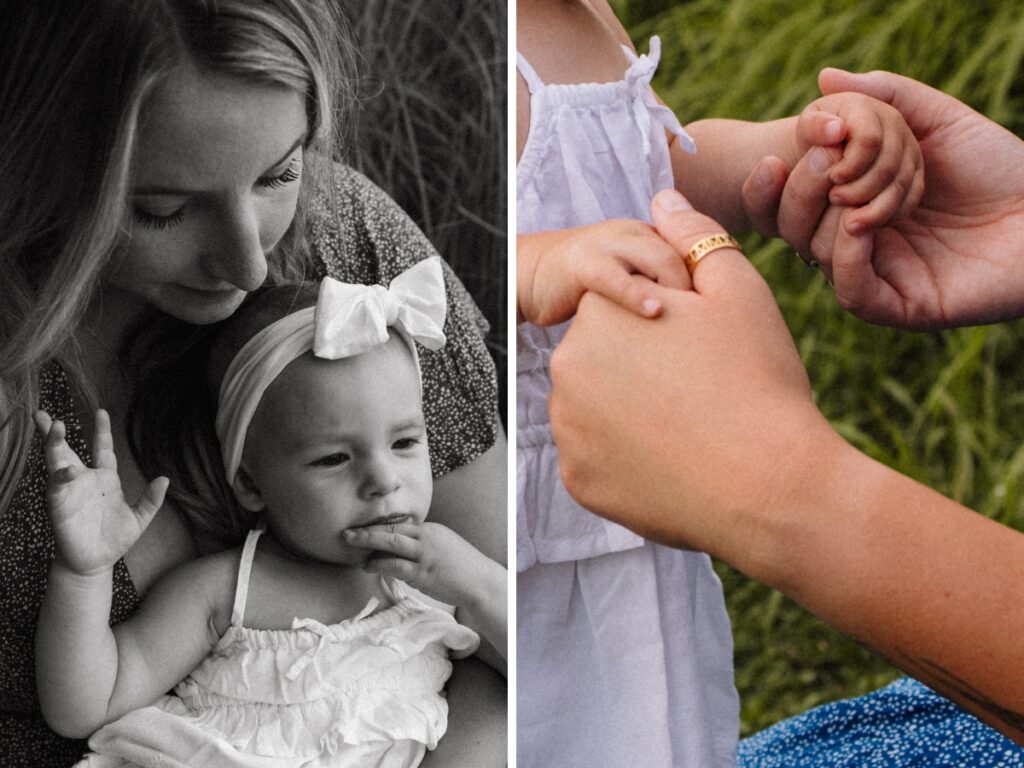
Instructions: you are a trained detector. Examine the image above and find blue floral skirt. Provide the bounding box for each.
[738,677,1024,767]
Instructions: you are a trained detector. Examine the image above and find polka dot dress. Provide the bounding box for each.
[0,165,499,766]
[0,365,138,767]
[739,677,1024,767]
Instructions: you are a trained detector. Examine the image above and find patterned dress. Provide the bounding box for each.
[0,166,499,767]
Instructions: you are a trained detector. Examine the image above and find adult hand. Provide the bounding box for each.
[752,69,1024,329]
[549,190,835,557]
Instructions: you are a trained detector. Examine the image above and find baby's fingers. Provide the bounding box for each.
[583,269,669,318]
[344,525,422,559]
[830,111,885,184]
[91,409,117,471]
[796,108,846,148]
[843,155,924,234]
[37,415,85,475]
[133,476,169,530]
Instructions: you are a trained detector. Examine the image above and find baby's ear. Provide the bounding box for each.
[232,465,265,512]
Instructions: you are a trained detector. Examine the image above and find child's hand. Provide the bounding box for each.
[345,521,493,608]
[34,409,168,576]
[796,91,924,233]
[518,219,690,327]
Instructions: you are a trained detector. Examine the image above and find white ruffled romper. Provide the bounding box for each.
[517,37,739,767]
[76,528,480,768]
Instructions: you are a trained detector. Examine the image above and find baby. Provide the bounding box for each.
[34,258,505,767]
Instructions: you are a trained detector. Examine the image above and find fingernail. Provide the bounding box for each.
[642,298,661,316]
[655,189,693,212]
[825,119,843,142]
[756,161,773,188]
[846,219,865,235]
[809,147,833,175]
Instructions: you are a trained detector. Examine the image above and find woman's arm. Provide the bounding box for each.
[421,656,507,768]
[549,191,1024,744]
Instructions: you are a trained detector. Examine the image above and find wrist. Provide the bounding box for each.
[49,557,116,585]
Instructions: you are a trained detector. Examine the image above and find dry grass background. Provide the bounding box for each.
[342,1,508,423]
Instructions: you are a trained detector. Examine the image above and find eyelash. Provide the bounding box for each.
[131,158,303,230]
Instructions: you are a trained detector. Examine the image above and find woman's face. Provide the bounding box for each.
[107,63,309,324]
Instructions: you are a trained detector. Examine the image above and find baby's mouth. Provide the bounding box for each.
[354,513,412,529]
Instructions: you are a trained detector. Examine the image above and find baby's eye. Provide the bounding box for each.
[257,158,302,190]
[311,452,349,468]
[392,437,421,451]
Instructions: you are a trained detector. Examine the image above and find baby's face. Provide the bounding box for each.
[240,335,432,565]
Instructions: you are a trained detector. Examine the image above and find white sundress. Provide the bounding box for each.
[76,529,480,768]
[516,37,739,768]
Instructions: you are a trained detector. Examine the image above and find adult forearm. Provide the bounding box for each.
[739,433,1024,745]
[430,427,507,566]
[457,558,508,674]
[36,563,120,738]
[423,656,507,767]
[675,117,799,232]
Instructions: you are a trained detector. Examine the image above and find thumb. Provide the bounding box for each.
[650,189,754,297]
[133,476,169,530]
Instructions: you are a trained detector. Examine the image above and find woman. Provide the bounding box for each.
[548,71,1024,760]
[0,2,505,765]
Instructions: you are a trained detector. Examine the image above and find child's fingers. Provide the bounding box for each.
[132,476,169,529]
[796,108,846,148]
[51,465,86,487]
[582,266,666,319]
[91,409,117,471]
[829,139,903,207]
[33,410,54,437]
[42,419,84,474]
[830,111,885,184]
[843,151,923,233]
[344,525,422,559]
[741,156,790,237]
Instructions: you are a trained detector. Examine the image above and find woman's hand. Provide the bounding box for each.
[34,409,167,576]
[748,69,1024,329]
[517,220,691,326]
[549,190,833,557]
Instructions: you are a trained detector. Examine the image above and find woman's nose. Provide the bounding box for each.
[359,456,401,500]
[204,202,268,291]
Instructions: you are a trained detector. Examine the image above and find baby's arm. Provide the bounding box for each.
[517,220,690,327]
[343,522,507,675]
[34,411,230,737]
[675,93,923,236]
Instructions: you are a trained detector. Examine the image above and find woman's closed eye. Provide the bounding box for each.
[257,158,302,190]
[133,205,186,230]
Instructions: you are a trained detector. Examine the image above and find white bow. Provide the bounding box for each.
[313,257,447,359]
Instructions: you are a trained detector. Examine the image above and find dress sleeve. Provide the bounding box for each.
[304,163,499,477]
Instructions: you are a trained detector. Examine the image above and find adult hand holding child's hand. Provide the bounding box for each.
[549,190,833,558]
[751,69,1024,329]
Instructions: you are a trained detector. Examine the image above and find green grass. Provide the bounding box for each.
[343,1,507,422]
[617,0,1024,736]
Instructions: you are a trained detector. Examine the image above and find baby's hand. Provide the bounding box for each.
[345,521,492,608]
[33,409,167,576]
[797,91,924,232]
[517,220,689,327]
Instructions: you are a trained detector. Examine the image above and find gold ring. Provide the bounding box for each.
[684,234,742,274]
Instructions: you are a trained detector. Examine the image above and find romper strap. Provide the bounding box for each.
[515,51,545,93]
[230,528,264,627]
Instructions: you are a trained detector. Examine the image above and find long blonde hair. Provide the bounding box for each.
[0,1,356,513]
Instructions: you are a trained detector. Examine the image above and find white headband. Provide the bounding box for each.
[215,257,447,486]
